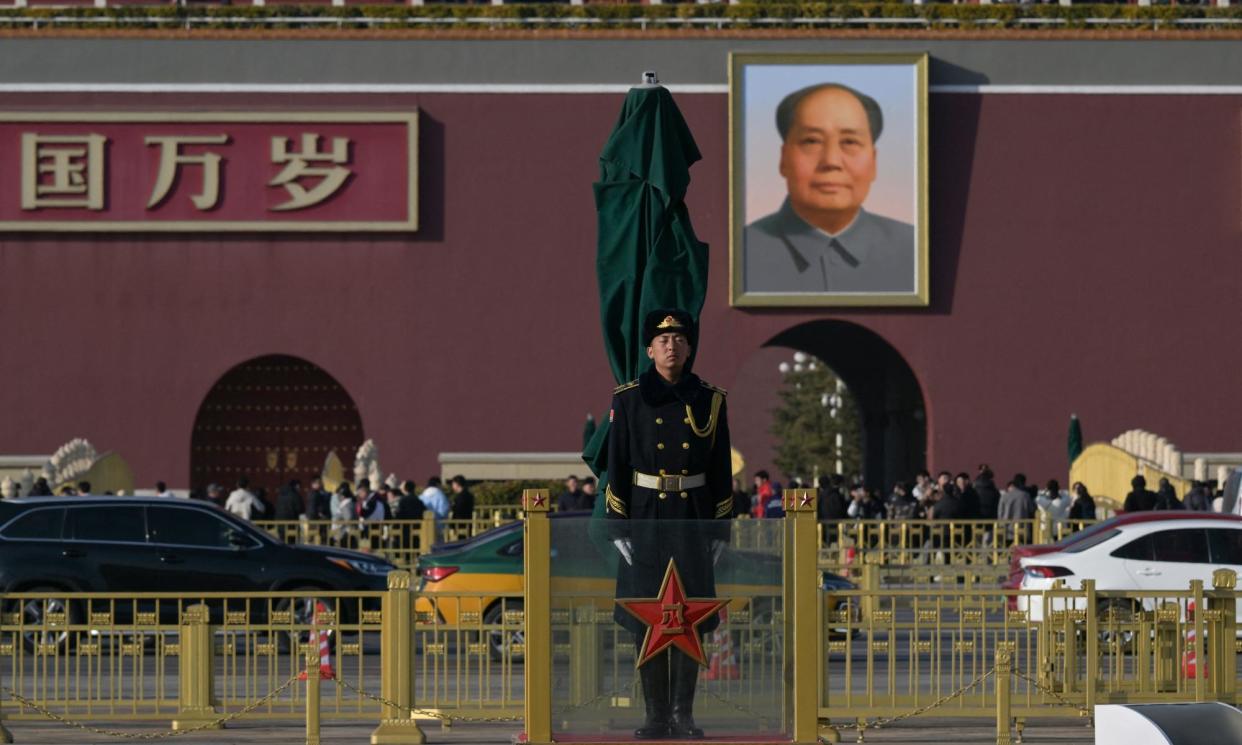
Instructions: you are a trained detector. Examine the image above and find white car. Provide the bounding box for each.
[1017,512,1242,622]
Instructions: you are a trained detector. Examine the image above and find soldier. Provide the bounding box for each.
[605,308,733,740]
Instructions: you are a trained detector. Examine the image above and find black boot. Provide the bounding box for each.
[668,650,705,739]
[634,650,670,739]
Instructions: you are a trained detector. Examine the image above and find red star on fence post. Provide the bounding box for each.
[616,559,727,668]
[523,491,548,511]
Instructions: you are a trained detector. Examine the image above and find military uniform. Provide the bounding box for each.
[605,368,733,633]
[603,309,733,740]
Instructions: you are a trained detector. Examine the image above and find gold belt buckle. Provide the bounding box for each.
[661,475,682,491]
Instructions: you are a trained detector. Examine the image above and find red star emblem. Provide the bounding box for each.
[616,559,727,668]
[799,493,814,508]
[527,493,546,508]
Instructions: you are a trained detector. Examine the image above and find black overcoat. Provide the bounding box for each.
[605,369,732,635]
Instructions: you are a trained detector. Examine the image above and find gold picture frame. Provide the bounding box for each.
[729,53,929,307]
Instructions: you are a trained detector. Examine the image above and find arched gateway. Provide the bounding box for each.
[766,321,927,491]
[189,355,364,498]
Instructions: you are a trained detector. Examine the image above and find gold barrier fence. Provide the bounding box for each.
[254,515,1104,572]
[254,513,515,570]
[2,573,1239,742]
[824,562,1010,591]
[816,518,1100,567]
[818,571,1242,740]
[0,578,524,738]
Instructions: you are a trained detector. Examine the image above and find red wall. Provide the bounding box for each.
[0,91,1238,489]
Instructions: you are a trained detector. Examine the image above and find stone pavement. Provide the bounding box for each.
[3,717,1096,744]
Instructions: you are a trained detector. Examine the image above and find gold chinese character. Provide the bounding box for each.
[659,604,685,635]
[269,134,351,211]
[20,133,107,210]
[146,135,229,210]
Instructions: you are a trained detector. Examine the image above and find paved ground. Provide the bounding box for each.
[2,717,1096,744]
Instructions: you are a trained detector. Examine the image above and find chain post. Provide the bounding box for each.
[1192,578,1205,702]
[371,570,425,745]
[172,604,221,731]
[1082,579,1097,717]
[785,488,818,744]
[860,563,878,620]
[522,489,552,745]
[420,513,435,554]
[1210,569,1237,699]
[996,646,1012,745]
[0,669,11,745]
[569,604,600,707]
[306,645,322,745]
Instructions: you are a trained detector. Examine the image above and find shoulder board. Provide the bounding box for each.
[700,381,728,396]
[613,380,639,395]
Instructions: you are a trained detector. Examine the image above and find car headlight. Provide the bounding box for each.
[327,557,394,576]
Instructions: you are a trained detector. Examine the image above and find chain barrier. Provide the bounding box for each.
[699,686,777,728]
[828,666,997,743]
[0,672,303,740]
[1012,668,1092,719]
[331,675,524,724]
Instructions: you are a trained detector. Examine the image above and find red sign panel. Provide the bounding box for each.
[0,112,418,231]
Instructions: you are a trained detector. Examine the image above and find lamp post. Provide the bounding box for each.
[826,380,844,476]
[781,353,847,479]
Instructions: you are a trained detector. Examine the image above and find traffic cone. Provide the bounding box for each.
[1182,600,1207,680]
[703,610,740,681]
[298,600,336,681]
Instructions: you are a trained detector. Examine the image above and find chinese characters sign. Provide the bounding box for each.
[0,112,418,231]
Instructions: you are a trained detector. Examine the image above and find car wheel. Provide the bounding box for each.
[14,587,79,655]
[273,588,337,655]
[482,600,524,663]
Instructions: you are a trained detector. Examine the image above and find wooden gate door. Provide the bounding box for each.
[190,355,364,503]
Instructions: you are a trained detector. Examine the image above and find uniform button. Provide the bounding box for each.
[657,443,665,450]
[659,469,667,475]
[683,417,691,424]
[655,417,663,425]
[679,491,688,499]
[682,442,689,449]
[658,492,668,500]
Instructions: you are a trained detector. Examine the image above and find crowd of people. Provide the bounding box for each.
[210,475,477,524]
[17,466,1236,528]
[738,465,1239,524]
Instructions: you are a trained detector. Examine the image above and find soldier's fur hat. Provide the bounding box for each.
[642,309,696,348]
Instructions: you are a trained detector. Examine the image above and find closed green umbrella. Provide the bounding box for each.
[1068,414,1083,466]
[581,75,710,537]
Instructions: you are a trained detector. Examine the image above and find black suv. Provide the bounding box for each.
[0,497,394,638]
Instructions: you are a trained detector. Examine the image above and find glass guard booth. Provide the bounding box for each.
[523,490,821,745]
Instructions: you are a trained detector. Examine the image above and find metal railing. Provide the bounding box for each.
[817,571,1242,741]
[0,579,524,740]
[252,514,1103,572]
[7,494,1233,743]
[2,14,1242,32]
[819,518,1099,566]
[254,513,513,568]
